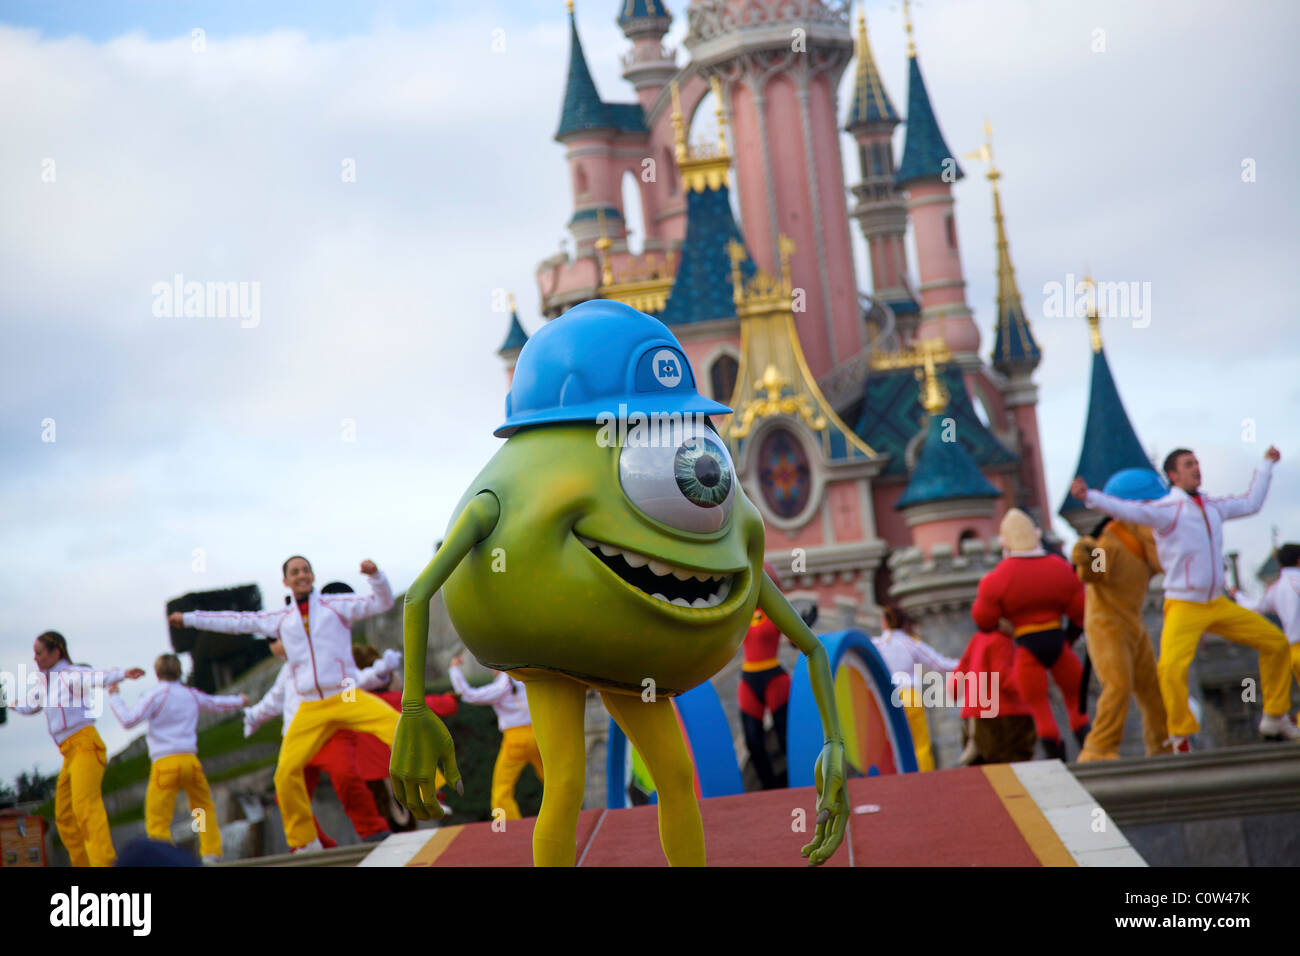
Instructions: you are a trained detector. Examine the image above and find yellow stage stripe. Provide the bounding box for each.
[404,825,464,867]
[981,765,1076,867]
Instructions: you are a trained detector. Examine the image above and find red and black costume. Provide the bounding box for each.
[972,553,1090,760]
[739,608,791,789]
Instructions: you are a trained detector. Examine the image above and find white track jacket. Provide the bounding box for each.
[182,572,394,702]
[1084,459,1274,604]
[1237,567,1300,644]
[12,660,126,746]
[109,681,244,760]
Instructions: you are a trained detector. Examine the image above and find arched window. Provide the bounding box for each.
[574,163,589,198]
[958,529,979,553]
[710,353,739,403]
[945,213,957,249]
[621,170,644,255]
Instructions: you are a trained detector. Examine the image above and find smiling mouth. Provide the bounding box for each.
[576,534,735,609]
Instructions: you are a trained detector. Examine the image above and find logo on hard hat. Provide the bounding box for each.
[652,350,682,387]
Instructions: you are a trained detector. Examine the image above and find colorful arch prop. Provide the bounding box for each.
[787,630,918,784]
[606,679,745,809]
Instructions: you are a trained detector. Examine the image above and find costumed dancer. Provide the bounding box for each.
[243,634,403,846]
[11,631,144,866]
[107,653,247,862]
[169,555,399,852]
[1070,468,1171,761]
[972,509,1090,761]
[737,562,804,790]
[1231,542,1300,692]
[1072,446,1297,749]
[448,655,541,820]
[952,628,1035,764]
[873,606,959,772]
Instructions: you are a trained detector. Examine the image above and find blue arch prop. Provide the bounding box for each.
[605,679,745,809]
[786,630,918,785]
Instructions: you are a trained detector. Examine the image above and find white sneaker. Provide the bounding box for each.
[201,854,221,865]
[290,838,325,855]
[1259,713,1300,741]
[1166,735,1192,754]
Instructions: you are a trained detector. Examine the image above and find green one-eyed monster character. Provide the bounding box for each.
[390,300,847,866]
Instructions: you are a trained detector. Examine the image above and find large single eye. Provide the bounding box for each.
[619,424,735,532]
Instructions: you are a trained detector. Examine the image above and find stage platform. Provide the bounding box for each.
[356,760,1145,867]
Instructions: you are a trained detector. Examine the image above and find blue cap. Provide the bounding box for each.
[1102,467,1167,501]
[495,299,731,437]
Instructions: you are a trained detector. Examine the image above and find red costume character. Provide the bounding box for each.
[953,630,1036,763]
[972,509,1090,761]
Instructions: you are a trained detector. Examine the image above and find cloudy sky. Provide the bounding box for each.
[1,0,1296,785]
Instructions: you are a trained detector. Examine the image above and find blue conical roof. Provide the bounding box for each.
[845,15,899,129]
[617,0,670,29]
[660,183,756,325]
[1059,346,1151,516]
[896,410,1000,508]
[556,10,648,140]
[895,56,962,187]
[498,308,528,354]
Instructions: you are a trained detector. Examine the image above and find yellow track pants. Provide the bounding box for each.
[274,691,398,849]
[146,753,221,857]
[899,687,935,772]
[491,725,544,820]
[55,727,115,867]
[1159,596,1292,736]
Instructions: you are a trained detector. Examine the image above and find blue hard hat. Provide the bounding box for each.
[1102,467,1167,501]
[495,299,731,437]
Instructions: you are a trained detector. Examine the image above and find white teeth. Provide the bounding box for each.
[691,597,710,608]
[647,560,673,577]
[651,593,668,603]
[671,567,694,581]
[671,597,691,607]
[577,535,596,549]
[622,550,649,568]
[579,533,736,609]
[693,571,715,582]
[598,543,620,557]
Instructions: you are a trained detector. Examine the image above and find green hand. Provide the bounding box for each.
[390,704,461,820]
[757,569,849,865]
[800,739,849,866]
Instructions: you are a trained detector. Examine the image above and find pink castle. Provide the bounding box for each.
[500,0,1060,634]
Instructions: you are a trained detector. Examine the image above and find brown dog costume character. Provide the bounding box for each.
[1071,468,1172,760]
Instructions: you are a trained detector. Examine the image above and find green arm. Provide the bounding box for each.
[758,571,848,866]
[390,491,500,820]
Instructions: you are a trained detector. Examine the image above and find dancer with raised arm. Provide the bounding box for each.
[1072,446,1295,749]
[12,631,144,866]
[169,555,398,852]
[108,653,247,862]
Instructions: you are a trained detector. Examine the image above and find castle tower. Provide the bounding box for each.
[1059,277,1154,535]
[965,123,1052,528]
[893,341,1001,558]
[845,10,919,340]
[497,292,528,381]
[683,0,861,379]
[893,4,979,357]
[618,0,677,113]
[555,3,648,264]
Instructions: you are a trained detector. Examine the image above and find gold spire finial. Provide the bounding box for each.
[710,75,728,156]
[1080,272,1103,352]
[594,208,613,288]
[902,0,916,58]
[566,0,574,14]
[916,338,950,414]
[508,291,516,312]
[670,81,686,164]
